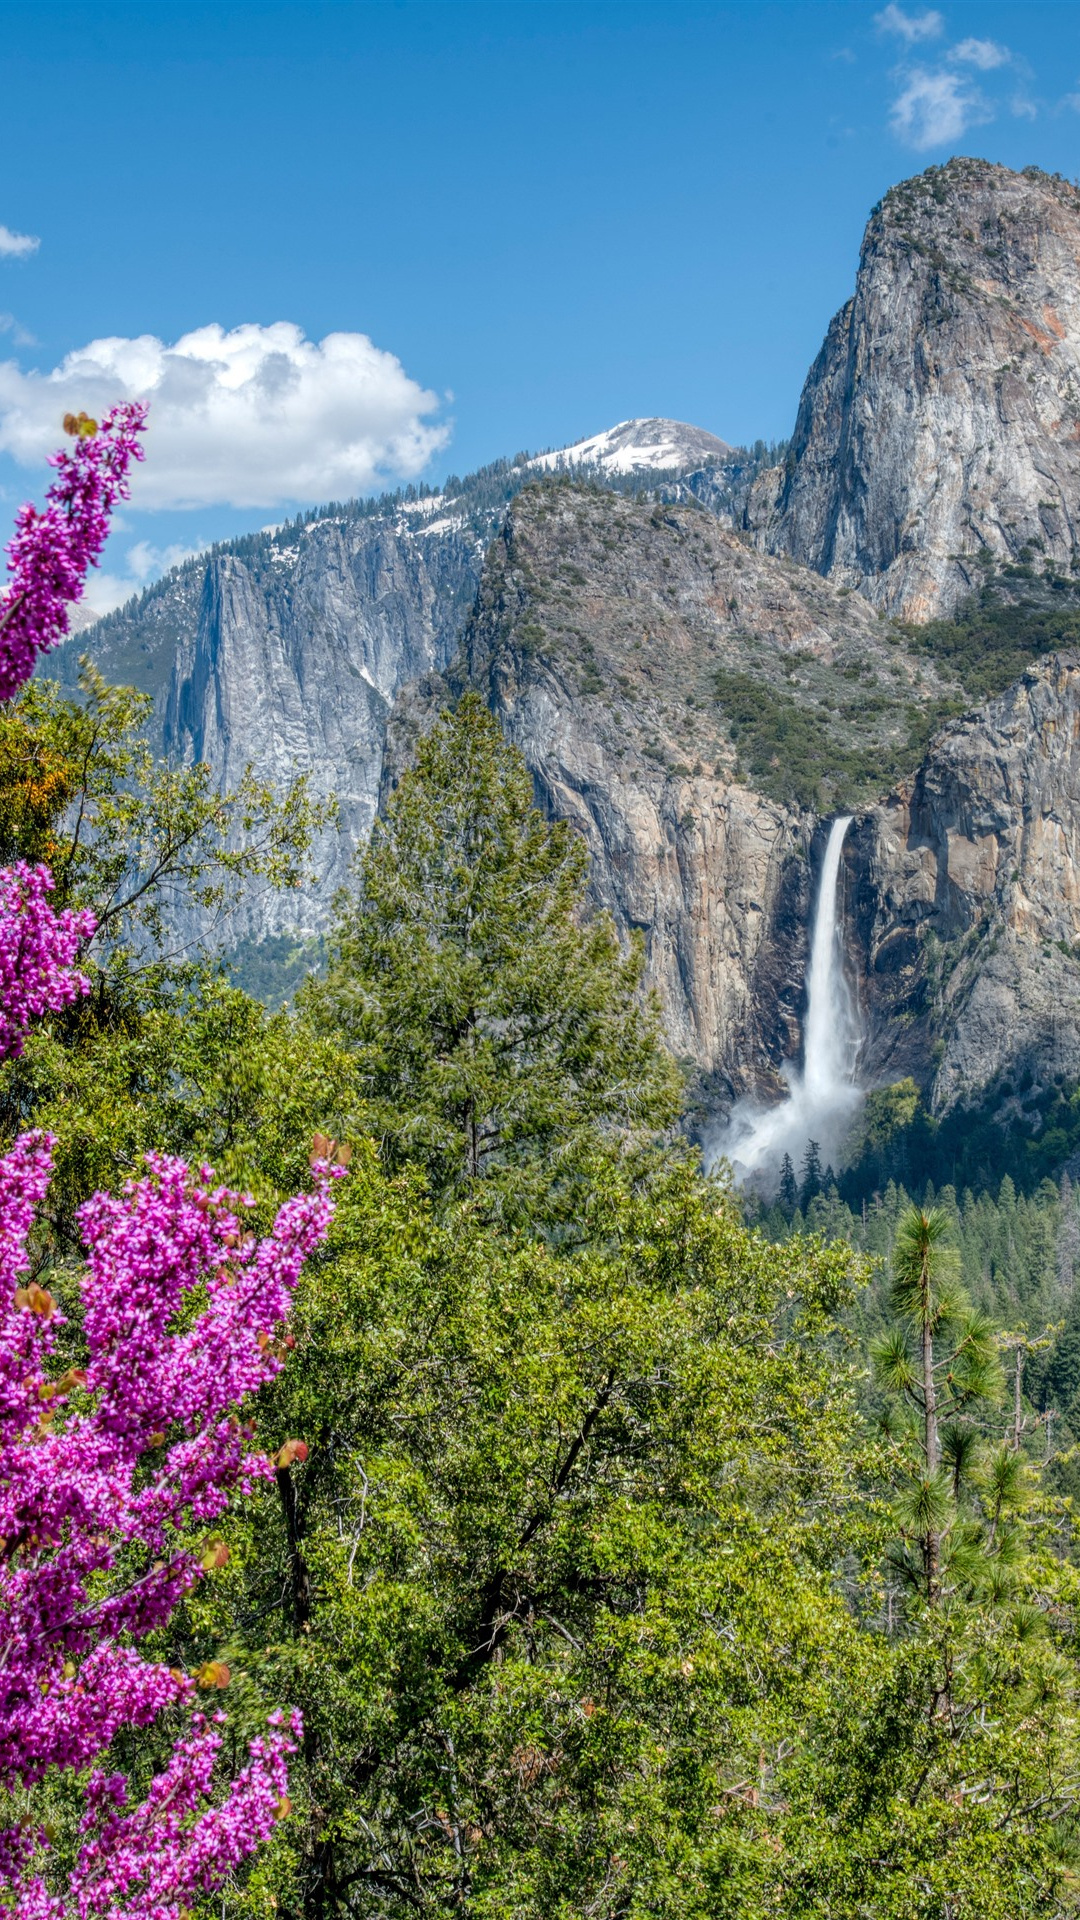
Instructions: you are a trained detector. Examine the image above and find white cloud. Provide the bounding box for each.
[0,313,36,348]
[889,67,990,147]
[0,321,450,509]
[950,36,1011,70]
[0,225,39,259]
[875,5,943,44]
[84,538,205,616]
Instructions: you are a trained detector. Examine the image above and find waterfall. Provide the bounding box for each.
[713,815,862,1192]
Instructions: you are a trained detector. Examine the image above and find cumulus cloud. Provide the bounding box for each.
[889,67,991,147]
[875,5,943,44]
[0,225,39,260]
[88,537,204,616]
[950,36,1011,70]
[0,321,449,509]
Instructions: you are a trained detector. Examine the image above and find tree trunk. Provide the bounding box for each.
[921,1248,940,1603]
[1012,1345,1025,1451]
[277,1461,313,1632]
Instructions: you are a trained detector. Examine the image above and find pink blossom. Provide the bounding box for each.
[0,416,339,1917]
[0,1141,336,1913]
[0,403,146,701]
[0,864,95,1058]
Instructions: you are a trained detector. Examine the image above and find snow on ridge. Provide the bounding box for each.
[530,417,731,477]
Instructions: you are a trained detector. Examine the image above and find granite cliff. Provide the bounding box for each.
[384,481,959,1106]
[851,653,1080,1113]
[56,422,760,934]
[753,158,1080,619]
[388,479,1080,1131]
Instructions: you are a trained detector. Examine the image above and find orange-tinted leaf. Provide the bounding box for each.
[63,410,98,438]
[195,1660,231,1690]
[275,1796,292,1820]
[276,1439,309,1470]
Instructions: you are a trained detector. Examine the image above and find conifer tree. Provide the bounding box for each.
[799,1137,822,1209]
[778,1150,798,1212]
[311,695,681,1219]
[873,1206,1005,1603]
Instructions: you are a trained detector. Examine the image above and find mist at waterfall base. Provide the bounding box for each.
[709,817,864,1197]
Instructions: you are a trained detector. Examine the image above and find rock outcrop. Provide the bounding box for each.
[754,159,1080,619]
[161,511,483,933]
[384,481,952,1102]
[388,483,1080,1128]
[850,653,1080,1112]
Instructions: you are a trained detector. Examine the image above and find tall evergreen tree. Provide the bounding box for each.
[778,1150,798,1212]
[872,1206,1004,1604]
[310,695,681,1220]
[799,1137,823,1209]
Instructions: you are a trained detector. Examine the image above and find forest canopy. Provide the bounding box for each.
[6,679,1080,1919]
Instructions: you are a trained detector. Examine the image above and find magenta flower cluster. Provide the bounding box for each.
[0,864,96,1057]
[1,1137,333,1917]
[0,403,147,702]
[0,418,339,1917]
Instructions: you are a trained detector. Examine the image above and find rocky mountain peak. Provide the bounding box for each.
[752,157,1080,618]
[530,417,731,476]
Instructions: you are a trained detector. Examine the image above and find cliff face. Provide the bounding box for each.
[162,513,482,933]
[45,164,1080,1142]
[755,159,1080,619]
[386,485,1080,1127]
[850,654,1080,1112]
[384,482,952,1102]
[57,422,756,939]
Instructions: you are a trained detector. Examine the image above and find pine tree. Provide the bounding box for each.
[778,1151,798,1212]
[873,1206,1004,1604]
[311,695,681,1219]
[799,1138,822,1209]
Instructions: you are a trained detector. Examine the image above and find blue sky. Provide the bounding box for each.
[1,0,1079,607]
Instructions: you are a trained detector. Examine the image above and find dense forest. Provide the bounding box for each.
[6,662,1080,1919]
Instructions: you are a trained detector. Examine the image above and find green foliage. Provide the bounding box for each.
[10,663,1080,1917]
[872,1206,1006,1604]
[0,666,338,1246]
[196,1152,876,1919]
[711,669,960,811]
[837,1069,1080,1204]
[308,694,680,1222]
[903,576,1080,704]
[225,931,327,1010]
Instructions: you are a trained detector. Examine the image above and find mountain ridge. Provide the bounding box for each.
[42,156,1080,1168]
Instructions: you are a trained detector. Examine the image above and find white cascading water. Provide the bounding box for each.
[712,815,863,1192]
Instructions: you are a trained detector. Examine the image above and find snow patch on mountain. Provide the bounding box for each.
[530,417,731,477]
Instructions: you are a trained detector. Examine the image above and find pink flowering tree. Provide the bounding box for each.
[0,413,337,1917]
[0,404,148,701]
